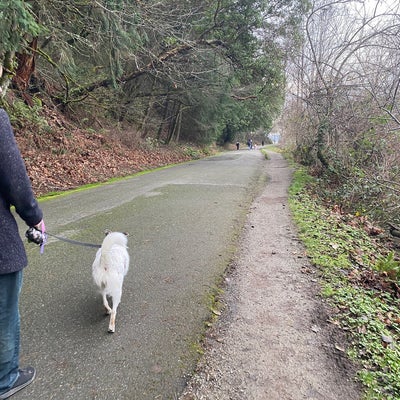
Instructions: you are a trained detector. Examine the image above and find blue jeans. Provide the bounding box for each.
[0,271,22,393]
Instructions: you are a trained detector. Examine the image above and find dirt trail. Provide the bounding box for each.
[180,150,362,400]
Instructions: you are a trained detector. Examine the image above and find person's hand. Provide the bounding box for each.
[34,220,45,231]
[25,220,46,245]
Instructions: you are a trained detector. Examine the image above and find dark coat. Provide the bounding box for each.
[0,108,43,274]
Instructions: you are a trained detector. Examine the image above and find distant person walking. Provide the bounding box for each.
[236,142,240,150]
[0,108,44,399]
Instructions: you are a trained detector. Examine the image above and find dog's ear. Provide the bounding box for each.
[123,232,129,237]
[104,229,112,236]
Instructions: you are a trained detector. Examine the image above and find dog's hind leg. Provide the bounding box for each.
[102,292,112,315]
[108,292,121,333]
[108,310,116,333]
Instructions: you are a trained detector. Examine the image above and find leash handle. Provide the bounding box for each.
[40,220,46,254]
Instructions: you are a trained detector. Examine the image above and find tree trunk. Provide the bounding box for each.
[157,96,171,141]
[0,51,15,96]
[139,79,155,139]
[13,38,38,106]
[166,101,181,144]
[316,120,330,169]
[173,104,182,143]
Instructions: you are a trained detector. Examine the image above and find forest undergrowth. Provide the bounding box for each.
[290,168,400,400]
[8,103,213,197]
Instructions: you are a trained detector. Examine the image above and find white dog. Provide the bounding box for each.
[92,231,129,333]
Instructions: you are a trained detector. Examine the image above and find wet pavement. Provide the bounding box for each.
[16,150,267,400]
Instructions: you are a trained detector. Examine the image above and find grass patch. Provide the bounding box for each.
[289,168,400,400]
[260,148,269,160]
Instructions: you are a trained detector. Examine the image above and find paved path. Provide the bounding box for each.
[16,150,266,400]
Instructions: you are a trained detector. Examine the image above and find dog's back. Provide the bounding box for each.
[92,232,129,291]
[100,231,129,255]
[92,232,130,333]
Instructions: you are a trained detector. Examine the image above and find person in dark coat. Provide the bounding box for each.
[0,108,44,399]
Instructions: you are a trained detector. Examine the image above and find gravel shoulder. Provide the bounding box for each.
[180,150,362,400]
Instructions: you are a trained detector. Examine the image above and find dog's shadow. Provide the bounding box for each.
[66,289,113,335]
